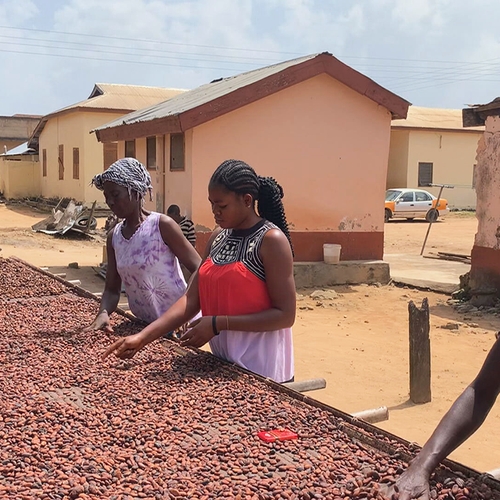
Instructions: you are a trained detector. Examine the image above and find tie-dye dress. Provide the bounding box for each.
[112,212,187,324]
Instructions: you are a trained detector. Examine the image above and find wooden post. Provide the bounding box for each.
[409,298,431,403]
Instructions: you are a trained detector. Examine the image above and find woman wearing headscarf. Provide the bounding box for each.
[86,158,201,332]
[103,159,295,383]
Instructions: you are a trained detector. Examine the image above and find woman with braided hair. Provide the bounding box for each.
[104,159,295,383]
[86,157,201,332]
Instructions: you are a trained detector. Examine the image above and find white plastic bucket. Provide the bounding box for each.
[323,244,341,264]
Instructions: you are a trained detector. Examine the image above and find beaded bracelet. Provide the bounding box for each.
[212,315,220,336]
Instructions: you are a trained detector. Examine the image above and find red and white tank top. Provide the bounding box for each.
[198,219,294,383]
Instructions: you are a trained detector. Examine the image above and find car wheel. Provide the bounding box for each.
[406,218,414,221]
[385,208,392,223]
[74,215,98,230]
[425,209,439,222]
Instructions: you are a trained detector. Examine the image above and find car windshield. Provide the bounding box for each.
[385,190,402,201]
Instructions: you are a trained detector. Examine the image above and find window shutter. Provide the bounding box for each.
[147,136,156,170]
[103,143,118,170]
[73,148,79,179]
[170,133,185,171]
[58,145,64,180]
[42,149,47,177]
[124,140,136,158]
[418,162,433,187]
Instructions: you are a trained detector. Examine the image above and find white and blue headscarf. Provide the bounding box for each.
[91,157,153,201]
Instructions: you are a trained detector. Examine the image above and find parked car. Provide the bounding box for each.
[385,188,449,222]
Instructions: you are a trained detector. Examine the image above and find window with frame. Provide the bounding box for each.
[170,133,185,171]
[73,148,80,180]
[125,140,136,158]
[415,191,431,202]
[400,192,414,202]
[146,136,156,170]
[42,149,47,177]
[418,162,433,187]
[58,144,64,180]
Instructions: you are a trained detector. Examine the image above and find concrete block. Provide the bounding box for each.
[294,260,390,289]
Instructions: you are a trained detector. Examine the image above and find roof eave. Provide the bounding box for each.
[27,118,47,149]
[320,54,410,119]
[392,125,484,133]
[96,115,183,142]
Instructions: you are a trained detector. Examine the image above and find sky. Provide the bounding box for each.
[1,0,500,117]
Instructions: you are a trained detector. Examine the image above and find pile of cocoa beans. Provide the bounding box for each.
[0,257,498,499]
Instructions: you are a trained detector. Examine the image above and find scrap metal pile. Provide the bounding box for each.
[0,256,499,499]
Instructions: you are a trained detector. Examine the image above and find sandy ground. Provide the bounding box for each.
[1,204,498,473]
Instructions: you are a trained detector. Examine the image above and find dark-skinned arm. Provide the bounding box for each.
[102,229,220,359]
[180,228,296,348]
[159,215,201,274]
[395,337,500,500]
[85,229,122,332]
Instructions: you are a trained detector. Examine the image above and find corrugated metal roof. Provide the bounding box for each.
[28,84,187,149]
[1,141,35,155]
[392,106,484,131]
[95,54,320,132]
[54,83,187,114]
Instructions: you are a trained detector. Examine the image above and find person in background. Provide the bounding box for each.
[86,158,201,332]
[167,204,196,247]
[103,159,296,383]
[391,336,500,500]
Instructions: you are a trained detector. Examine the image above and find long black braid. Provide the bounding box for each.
[210,159,294,253]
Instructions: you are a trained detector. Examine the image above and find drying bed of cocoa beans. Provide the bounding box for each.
[0,257,68,301]
[1,258,499,500]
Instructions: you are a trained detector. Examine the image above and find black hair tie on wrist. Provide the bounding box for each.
[212,315,220,336]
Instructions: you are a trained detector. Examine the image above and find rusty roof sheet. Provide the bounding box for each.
[392,106,484,131]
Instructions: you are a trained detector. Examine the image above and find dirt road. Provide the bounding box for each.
[2,204,498,472]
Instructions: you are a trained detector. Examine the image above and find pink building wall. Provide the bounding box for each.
[189,74,392,260]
